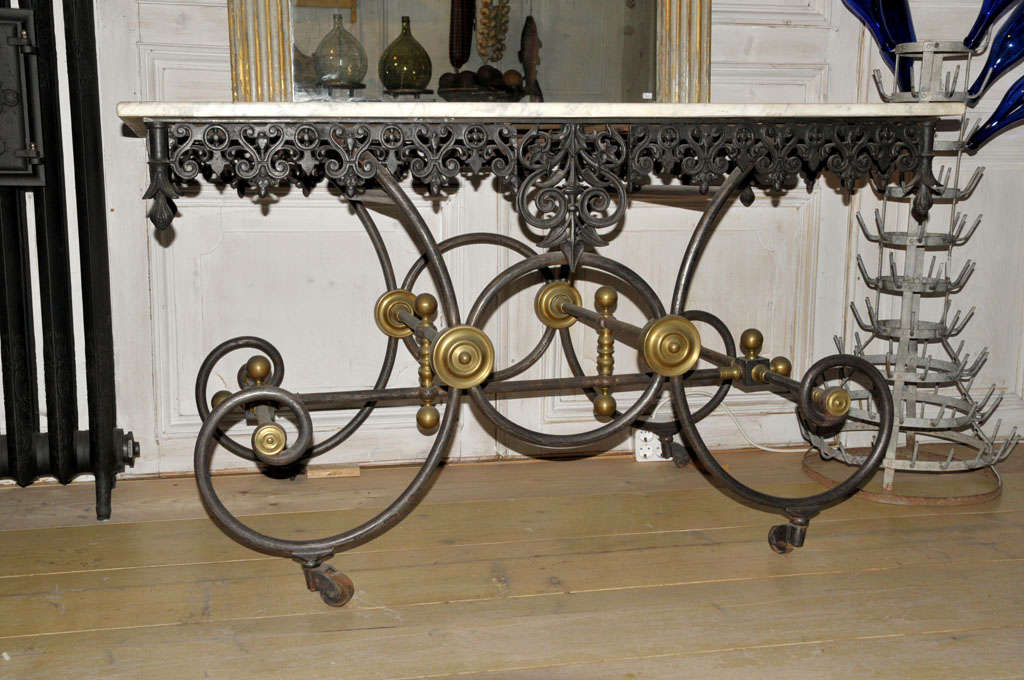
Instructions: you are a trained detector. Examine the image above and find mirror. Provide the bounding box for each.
[228,0,709,103]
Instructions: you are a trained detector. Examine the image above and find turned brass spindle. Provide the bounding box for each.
[593,287,618,418]
[375,288,495,392]
[534,281,702,379]
[414,293,441,432]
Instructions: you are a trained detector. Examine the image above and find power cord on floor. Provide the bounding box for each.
[650,391,808,454]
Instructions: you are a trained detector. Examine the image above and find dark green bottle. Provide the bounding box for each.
[379,16,432,92]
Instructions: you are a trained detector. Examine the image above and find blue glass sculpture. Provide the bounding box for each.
[842,0,897,68]
[881,0,916,91]
[964,0,1022,50]
[969,2,1024,99]
[841,0,916,91]
[967,72,1024,149]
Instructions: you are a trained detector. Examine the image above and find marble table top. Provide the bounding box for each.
[117,101,966,137]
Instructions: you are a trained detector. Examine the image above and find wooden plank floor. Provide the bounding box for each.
[1,450,1022,679]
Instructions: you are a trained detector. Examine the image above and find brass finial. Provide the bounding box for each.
[740,329,763,359]
[252,422,287,456]
[769,356,792,377]
[641,315,702,377]
[416,404,440,431]
[414,292,437,322]
[534,281,582,329]
[593,394,617,418]
[594,286,618,315]
[246,356,272,383]
[211,390,232,410]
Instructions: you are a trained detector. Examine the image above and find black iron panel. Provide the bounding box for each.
[0,9,42,185]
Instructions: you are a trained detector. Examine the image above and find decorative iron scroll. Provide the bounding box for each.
[516,124,628,269]
[144,118,939,263]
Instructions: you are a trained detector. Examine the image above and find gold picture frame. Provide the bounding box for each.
[227,0,711,103]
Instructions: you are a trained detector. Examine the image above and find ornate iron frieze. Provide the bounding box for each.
[144,117,940,259]
[629,120,927,196]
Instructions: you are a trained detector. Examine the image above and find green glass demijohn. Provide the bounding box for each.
[378,16,432,91]
[313,14,368,86]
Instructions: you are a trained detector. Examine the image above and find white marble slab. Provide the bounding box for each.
[117,101,966,137]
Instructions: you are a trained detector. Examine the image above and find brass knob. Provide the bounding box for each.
[252,422,287,457]
[769,356,792,377]
[246,355,272,383]
[593,394,617,418]
[740,329,764,359]
[534,281,581,329]
[414,293,437,322]
[641,315,702,377]
[594,286,618,315]
[416,404,440,432]
[211,390,232,410]
[374,289,416,338]
[432,326,495,389]
[812,386,852,419]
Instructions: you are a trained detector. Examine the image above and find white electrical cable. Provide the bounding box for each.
[649,391,809,454]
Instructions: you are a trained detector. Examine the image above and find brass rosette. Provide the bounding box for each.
[641,315,702,377]
[813,386,852,419]
[534,281,582,329]
[374,289,416,338]
[432,326,495,389]
[252,422,287,457]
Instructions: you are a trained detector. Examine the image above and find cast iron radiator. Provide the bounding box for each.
[0,1,137,519]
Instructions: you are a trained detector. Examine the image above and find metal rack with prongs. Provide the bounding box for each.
[806,40,1019,501]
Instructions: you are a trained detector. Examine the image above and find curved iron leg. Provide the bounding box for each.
[193,167,466,606]
[667,169,895,549]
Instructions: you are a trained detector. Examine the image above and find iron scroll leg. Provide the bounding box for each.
[190,165,467,607]
[667,168,896,552]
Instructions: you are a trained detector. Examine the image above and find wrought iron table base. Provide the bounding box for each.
[130,111,960,606]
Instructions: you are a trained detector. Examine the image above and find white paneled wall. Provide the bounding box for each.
[92,0,1024,474]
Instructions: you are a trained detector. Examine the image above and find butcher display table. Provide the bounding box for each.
[118,101,962,606]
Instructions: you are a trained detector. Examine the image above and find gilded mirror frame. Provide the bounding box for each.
[227,0,710,103]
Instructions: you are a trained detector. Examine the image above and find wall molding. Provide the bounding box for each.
[712,0,830,28]
[711,62,829,103]
[138,44,231,101]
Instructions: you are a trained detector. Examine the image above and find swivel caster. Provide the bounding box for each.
[302,563,355,607]
[768,518,809,555]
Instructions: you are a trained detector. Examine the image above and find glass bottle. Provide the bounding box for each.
[881,0,916,92]
[964,0,1021,50]
[313,14,368,86]
[378,16,432,92]
[967,71,1024,150]
[841,0,897,69]
[969,2,1024,99]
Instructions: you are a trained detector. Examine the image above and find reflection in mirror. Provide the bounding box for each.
[291,1,657,102]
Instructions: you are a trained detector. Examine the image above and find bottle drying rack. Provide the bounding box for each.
[805,39,1019,503]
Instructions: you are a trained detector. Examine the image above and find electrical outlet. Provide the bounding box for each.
[633,429,664,462]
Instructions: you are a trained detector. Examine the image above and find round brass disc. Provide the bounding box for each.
[641,315,702,377]
[374,289,416,338]
[534,282,582,329]
[252,423,287,457]
[432,326,495,389]
[817,387,851,418]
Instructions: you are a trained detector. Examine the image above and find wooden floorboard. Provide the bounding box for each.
[0,452,1021,679]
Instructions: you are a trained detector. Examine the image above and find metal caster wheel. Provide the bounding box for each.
[303,563,355,608]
